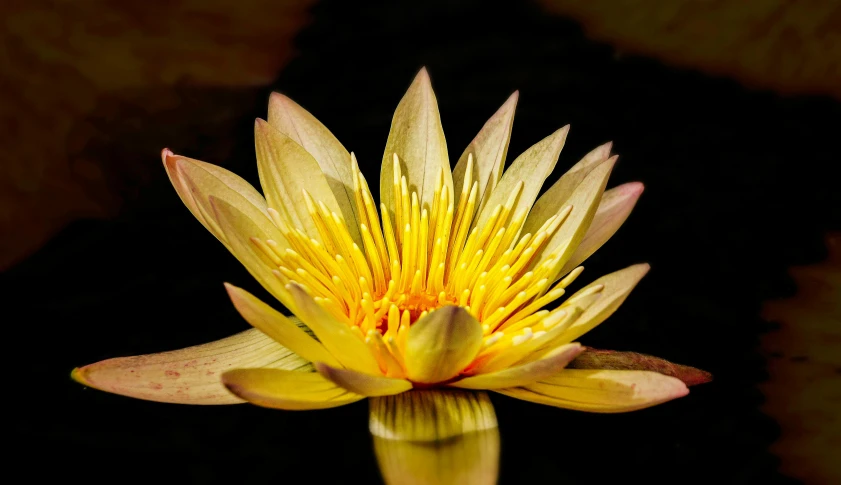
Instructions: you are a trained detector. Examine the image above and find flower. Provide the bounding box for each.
[72,68,707,441]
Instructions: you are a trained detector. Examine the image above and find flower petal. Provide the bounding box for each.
[314,362,412,397]
[209,196,295,309]
[286,283,382,375]
[496,369,689,413]
[533,157,617,281]
[558,181,644,276]
[554,263,650,344]
[267,93,360,232]
[380,68,453,215]
[374,428,500,485]
[224,283,341,368]
[162,150,278,250]
[254,118,350,242]
[569,347,713,386]
[522,141,612,234]
[474,126,569,230]
[222,368,364,410]
[452,92,518,218]
[451,343,583,390]
[71,329,311,405]
[369,389,498,441]
[404,306,483,384]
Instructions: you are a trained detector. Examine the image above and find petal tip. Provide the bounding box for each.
[70,366,91,387]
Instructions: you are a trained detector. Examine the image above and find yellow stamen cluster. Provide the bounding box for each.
[251,154,600,378]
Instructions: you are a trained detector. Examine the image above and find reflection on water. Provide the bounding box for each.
[374,429,501,485]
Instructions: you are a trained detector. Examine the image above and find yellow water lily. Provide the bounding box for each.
[72,68,702,441]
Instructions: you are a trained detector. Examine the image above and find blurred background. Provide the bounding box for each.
[3,0,839,483]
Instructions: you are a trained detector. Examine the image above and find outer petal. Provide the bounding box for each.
[569,347,713,386]
[451,343,583,390]
[267,93,360,233]
[369,390,498,441]
[224,283,341,368]
[404,306,483,384]
[374,428,500,485]
[452,92,518,218]
[162,150,281,251]
[522,141,612,234]
[286,283,382,375]
[380,68,453,215]
[314,362,412,397]
[559,181,644,276]
[254,119,351,242]
[496,369,689,413]
[222,368,364,410]
[553,263,650,344]
[534,157,617,282]
[474,126,569,230]
[72,328,311,405]
[210,197,294,309]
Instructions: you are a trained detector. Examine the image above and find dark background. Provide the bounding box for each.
[5,1,839,483]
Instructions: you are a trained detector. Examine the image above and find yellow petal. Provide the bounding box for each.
[224,283,341,368]
[209,197,295,309]
[558,181,644,275]
[452,92,518,217]
[380,68,453,214]
[554,263,650,343]
[369,389,498,441]
[162,150,277,250]
[496,369,689,413]
[522,141,612,235]
[451,343,583,390]
[266,93,361,235]
[534,157,617,281]
[254,118,349,241]
[374,428,500,485]
[315,362,412,397]
[404,306,483,384]
[71,329,310,405]
[473,126,569,230]
[222,368,364,410]
[286,283,382,375]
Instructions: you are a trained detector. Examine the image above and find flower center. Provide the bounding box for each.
[250,153,588,377]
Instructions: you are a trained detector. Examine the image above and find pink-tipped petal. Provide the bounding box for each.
[569,347,712,386]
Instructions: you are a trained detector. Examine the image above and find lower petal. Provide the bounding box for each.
[315,362,412,397]
[369,389,497,442]
[222,368,364,410]
[451,343,583,390]
[72,328,311,404]
[496,369,688,413]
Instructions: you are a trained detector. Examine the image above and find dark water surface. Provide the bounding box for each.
[6,0,840,483]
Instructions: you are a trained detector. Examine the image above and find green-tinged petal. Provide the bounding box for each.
[569,347,713,386]
[72,329,311,405]
[496,369,689,413]
[210,197,295,309]
[380,68,453,215]
[224,283,341,368]
[266,93,361,233]
[374,428,500,485]
[559,181,644,276]
[254,119,351,241]
[162,150,280,251]
[222,368,364,410]
[451,343,583,390]
[452,92,518,218]
[554,263,650,343]
[286,283,382,375]
[474,126,569,230]
[404,306,483,384]
[369,389,498,441]
[315,362,412,397]
[534,157,617,281]
[522,142,612,235]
